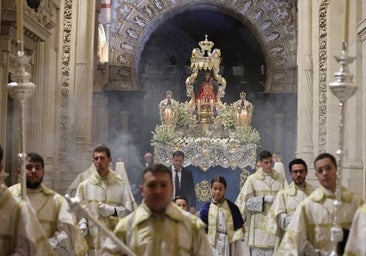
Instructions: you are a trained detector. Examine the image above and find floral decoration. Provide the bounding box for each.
[151,124,177,146]
[175,102,192,127]
[234,126,261,145]
[220,104,236,130]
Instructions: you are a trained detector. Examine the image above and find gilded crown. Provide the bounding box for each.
[199,35,214,52]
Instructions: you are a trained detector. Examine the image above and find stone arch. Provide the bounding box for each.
[108,0,297,93]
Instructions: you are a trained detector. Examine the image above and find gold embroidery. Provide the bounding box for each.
[240,167,251,188]
[195,180,211,202]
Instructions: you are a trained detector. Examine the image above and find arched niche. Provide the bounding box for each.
[108,0,297,93]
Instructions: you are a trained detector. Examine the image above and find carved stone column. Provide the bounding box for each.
[296,0,314,166]
[59,0,97,193]
[73,0,97,164]
[357,13,366,198]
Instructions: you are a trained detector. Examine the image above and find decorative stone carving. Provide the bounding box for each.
[242,1,253,12]
[266,32,280,42]
[59,0,73,160]
[151,0,164,10]
[260,19,273,30]
[108,0,296,93]
[142,5,155,18]
[270,45,284,56]
[254,9,264,21]
[133,16,146,28]
[318,0,330,152]
[26,0,56,32]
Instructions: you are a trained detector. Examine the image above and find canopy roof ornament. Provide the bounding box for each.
[190,34,221,71]
[186,35,227,109]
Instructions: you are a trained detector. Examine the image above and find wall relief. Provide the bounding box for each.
[108,0,297,93]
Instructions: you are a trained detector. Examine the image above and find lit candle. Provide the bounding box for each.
[210,99,214,113]
[240,110,247,126]
[197,100,201,113]
[17,0,24,42]
[164,108,172,124]
[343,0,349,43]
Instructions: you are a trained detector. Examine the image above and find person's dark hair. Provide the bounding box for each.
[26,152,44,169]
[172,150,185,159]
[289,158,308,173]
[210,175,227,188]
[314,153,337,168]
[143,163,172,183]
[0,145,3,163]
[173,195,189,205]
[259,150,272,160]
[93,144,111,158]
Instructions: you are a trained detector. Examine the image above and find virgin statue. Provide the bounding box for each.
[195,72,217,104]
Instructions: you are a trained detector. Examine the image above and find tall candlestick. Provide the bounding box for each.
[17,0,24,42]
[343,0,349,43]
[240,110,247,126]
[164,108,173,124]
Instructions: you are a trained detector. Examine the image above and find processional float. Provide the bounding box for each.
[154,35,260,173]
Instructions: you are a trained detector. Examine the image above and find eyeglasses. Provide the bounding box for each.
[290,169,306,175]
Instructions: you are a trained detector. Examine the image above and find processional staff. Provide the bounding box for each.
[8,0,35,200]
[328,1,357,255]
[65,195,137,256]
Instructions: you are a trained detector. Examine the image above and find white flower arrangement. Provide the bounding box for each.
[175,102,192,127]
[151,124,178,146]
[234,126,261,145]
[220,104,236,130]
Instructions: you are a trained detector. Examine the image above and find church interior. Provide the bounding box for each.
[0,0,366,203]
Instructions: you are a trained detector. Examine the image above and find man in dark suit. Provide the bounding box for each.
[171,151,196,213]
[143,152,153,168]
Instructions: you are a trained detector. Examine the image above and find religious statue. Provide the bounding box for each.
[159,90,179,125]
[194,72,218,124]
[233,91,253,126]
[195,72,217,105]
